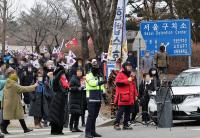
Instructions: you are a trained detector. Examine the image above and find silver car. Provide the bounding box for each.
[149,68,200,123]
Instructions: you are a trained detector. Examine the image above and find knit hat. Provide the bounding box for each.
[91,59,98,68]
[5,67,15,77]
[122,61,132,69]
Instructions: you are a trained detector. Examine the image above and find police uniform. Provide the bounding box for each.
[85,71,105,138]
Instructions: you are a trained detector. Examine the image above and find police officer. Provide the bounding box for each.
[85,59,107,138]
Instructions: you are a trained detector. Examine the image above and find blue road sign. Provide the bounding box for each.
[140,19,191,56]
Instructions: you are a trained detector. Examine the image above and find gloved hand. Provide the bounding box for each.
[78,86,84,91]
[98,80,107,86]
[102,93,109,105]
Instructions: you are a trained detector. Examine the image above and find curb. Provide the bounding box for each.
[97,119,115,127]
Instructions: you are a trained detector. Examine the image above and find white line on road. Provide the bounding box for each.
[7,128,53,133]
[49,134,81,138]
[5,130,80,138]
[190,128,200,131]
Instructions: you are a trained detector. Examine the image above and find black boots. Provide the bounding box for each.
[19,119,33,133]
[85,132,93,138]
[72,127,83,132]
[1,128,9,135]
[70,115,83,133]
[92,132,102,137]
[1,120,10,134]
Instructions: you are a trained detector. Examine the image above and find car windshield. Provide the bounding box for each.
[172,72,200,87]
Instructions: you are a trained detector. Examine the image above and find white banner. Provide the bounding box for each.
[108,0,128,61]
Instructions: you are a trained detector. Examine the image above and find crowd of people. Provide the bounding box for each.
[0,44,168,138]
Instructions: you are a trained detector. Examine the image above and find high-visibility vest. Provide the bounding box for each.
[85,72,105,100]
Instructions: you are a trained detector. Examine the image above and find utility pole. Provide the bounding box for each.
[2,0,7,57]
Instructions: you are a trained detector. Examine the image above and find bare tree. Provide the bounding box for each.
[0,0,19,56]
[13,0,78,53]
[128,0,174,20]
[44,0,77,53]
[72,0,118,57]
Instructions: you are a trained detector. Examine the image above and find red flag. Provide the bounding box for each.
[65,38,78,48]
[72,38,78,46]
[88,37,93,47]
[65,42,71,48]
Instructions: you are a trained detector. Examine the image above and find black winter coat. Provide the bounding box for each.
[19,69,36,104]
[29,82,49,118]
[48,67,69,126]
[69,75,86,115]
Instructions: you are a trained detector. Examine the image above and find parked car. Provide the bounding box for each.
[149,68,200,123]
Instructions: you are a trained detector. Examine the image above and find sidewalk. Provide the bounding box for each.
[9,112,110,128]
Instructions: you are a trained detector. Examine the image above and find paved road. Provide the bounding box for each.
[5,128,82,138]
[77,122,200,138]
[5,121,200,138]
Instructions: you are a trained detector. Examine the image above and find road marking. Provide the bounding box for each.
[191,128,200,131]
[7,128,53,133]
[5,129,80,138]
[49,134,81,138]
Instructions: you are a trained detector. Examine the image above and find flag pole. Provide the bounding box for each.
[120,0,126,61]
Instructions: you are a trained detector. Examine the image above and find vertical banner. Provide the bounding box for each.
[108,0,128,62]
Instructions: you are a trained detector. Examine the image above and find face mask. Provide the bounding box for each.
[9,74,18,82]
[78,63,82,67]
[28,68,32,72]
[152,70,156,75]
[146,53,150,57]
[146,76,151,82]
[20,61,25,65]
[9,60,14,64]
[37,77,43,82]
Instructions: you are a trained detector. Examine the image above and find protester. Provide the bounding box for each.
[0,56,4,67]
[114,61,138,130]
[149,68,161,90]
[126,51,137,70]
[130,70,139,123]
[48,66,70,135]
[70,58,84,79]
[107,58,122,119]
[20,64,36,108]
[1,67,38,134]
[29,68,49,129]
[141,51,154,74]
[69,67,85,132]
[85,59,108,138]
[0,75,6,109]
[154,44,169,76]
[85,60,92,74]
[139,73,154,124]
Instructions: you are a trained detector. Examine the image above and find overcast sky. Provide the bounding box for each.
[14,0,39,16]
[19,0,35,9]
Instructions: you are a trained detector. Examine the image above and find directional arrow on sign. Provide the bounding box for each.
[132,31,146,51]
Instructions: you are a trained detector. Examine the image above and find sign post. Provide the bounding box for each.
[133,31,146,90]
[137,39,141,91]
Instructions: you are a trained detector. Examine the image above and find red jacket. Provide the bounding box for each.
[114,71,138,106]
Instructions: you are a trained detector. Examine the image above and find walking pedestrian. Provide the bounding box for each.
[1,67,38,134]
